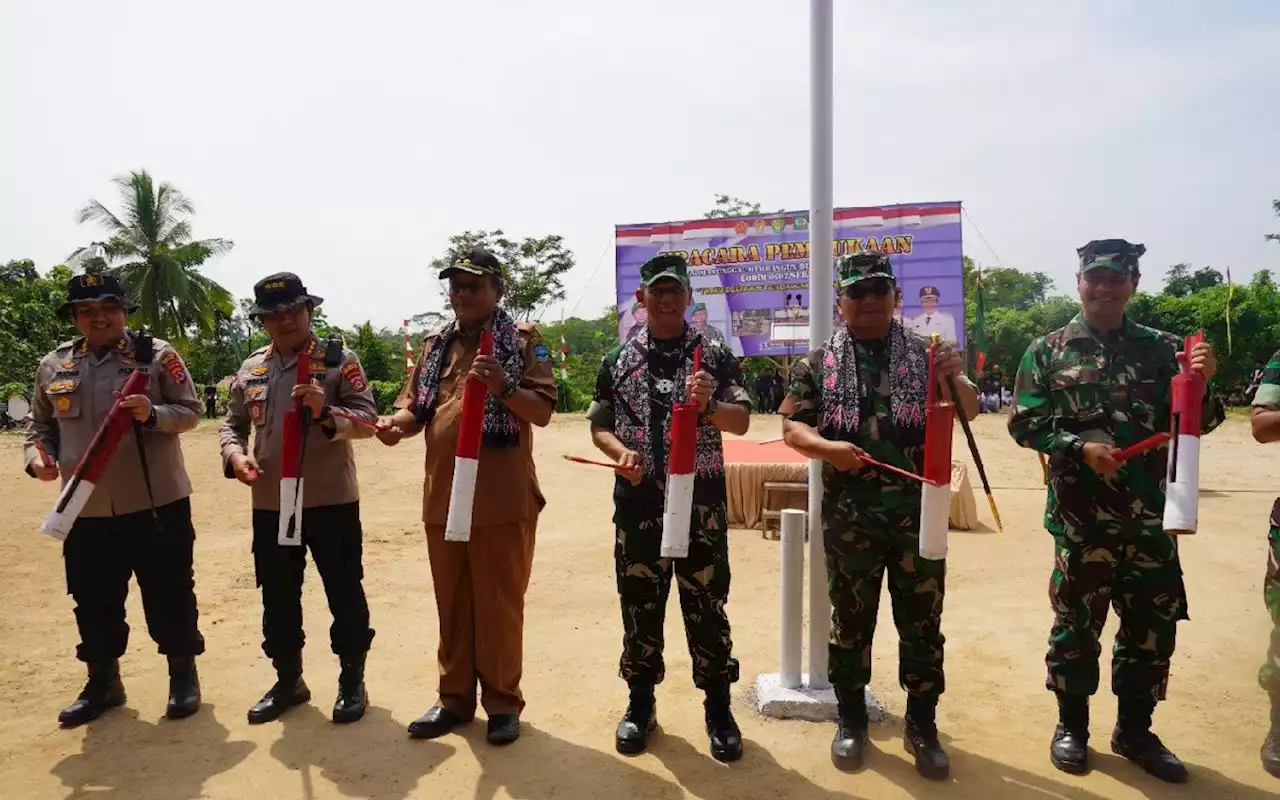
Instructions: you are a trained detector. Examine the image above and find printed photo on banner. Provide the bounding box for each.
[613,202,965,357]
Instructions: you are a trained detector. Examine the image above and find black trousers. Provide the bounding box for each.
[251,502,374,661]
[63,498,205,664]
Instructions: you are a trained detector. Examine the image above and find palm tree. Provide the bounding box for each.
[69,170,235,343]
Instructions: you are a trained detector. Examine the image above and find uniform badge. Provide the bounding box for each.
[533,343,551,362]
[47,379,76,394]
[341,361,368,393]
[246,385,266,401]
[61,359,77,369]
[249,403,263,421]
[251,365,269,376]
[160,350,188,384]
[55,396,73,413]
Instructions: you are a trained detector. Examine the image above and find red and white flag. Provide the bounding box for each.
[661,345,701,558]
[918,339,955,560]
[42,370,150,541]
[277,345,313,546]
[1164,331,1206,535]
[445,329,494,542]
[404,319,414,375]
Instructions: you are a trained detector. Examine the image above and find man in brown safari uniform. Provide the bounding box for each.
[220,273,379,726]
[23,273,205,727]
[378,246,556,745]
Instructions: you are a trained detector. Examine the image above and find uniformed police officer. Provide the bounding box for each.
[219,273,379,726]
[378,246,557,746]
[23,273,206,727]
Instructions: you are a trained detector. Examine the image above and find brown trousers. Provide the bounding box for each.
[425,519,536,717]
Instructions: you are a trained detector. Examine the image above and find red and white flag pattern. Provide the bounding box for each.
[445,329,493,542]
[918,339,955,561]
[277,346,312,546]
[660,346,701,559]
[404,319,414,375]
[42,369,150,541]
[1163,332,1206,535]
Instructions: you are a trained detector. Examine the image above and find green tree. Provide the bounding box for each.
[1161,263,1224,297]
[69,170,235,344]
[0,262,78,393]
[1266,199,1280,243]
[428,230,576,321]
[703,195,784,219]
[349,321,395,382]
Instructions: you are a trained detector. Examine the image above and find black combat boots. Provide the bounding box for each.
[1049,692,1089,774]
[704,683,743,762]
[1261,691,1280,778]
[247,654,310,725]
[165,655,201,719]
[831,687,869,771]
[615,680,657,755]
[1110,695,1188,783]
[903,694,949,780]
[332,652,367,724]
[58,660,126,728]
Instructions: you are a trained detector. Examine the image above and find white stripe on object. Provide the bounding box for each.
[1163,435,1200,534]
[277,478,304,546]
[445,456,479,542]
[918,481,950,560]
[41,478,95,541]
[660,472,695,559]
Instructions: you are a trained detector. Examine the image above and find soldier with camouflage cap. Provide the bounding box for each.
[588,253,752,761]
[689,300,726,344]
[780,251,977,779]
[1249,348,1280,777]
[1009,239,1224,783]
[220,272,379,726]
[377,246,557,746]
[23,273,206,727]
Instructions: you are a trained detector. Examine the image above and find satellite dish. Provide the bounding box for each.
[7,395,29,421]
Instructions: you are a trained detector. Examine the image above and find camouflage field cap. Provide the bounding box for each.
[836,251,894,288]
[1078,239,1146,275]
[691,301,708,314]
[440,246,503,280]
[640,253,690,287]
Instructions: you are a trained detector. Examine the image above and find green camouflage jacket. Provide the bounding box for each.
[1254,349,1280,411]
[1009,313,1225,534]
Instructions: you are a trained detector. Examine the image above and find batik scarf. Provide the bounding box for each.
[414,307,523,448]
[611,325,725,479]
[819,319,929,448]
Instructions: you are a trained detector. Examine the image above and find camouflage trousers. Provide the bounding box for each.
[824,514,946,700]
[614,503,737,689]
[1259,501,1280,693]
[1047,519,1188,702]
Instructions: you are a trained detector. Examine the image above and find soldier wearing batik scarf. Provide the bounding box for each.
[378,246,556,746]
[780,252,977,780]
[1009,239,1224,784]
[588,253,752,762]
[1250,348,1280,778]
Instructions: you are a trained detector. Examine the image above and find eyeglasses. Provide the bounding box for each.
[260,304,307,324]
[841,280,894,300]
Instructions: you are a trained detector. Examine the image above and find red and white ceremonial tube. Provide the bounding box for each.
[918,338,955,561]
[445,329,494,542]
[1163,331,1206,535]
[661,345,702,559]
[277,348,312,546]
[41,370,150,541]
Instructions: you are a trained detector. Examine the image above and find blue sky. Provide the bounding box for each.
[2,1,1277,330]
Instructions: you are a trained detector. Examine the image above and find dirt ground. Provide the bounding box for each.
[0,413,1277,800]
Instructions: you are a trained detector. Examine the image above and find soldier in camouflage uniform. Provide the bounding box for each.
[587,253,752,762]
[780,252,978,779]
[1250,349,1280,777]
[1009,239,1224,783]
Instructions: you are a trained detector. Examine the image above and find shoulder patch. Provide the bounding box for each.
[341,360,368,392]
[160,350,189,383]
[533,343,551,362]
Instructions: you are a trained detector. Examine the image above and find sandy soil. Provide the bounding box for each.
[0,413,1277,800]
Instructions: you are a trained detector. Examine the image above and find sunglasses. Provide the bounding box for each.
[841,279,894,300]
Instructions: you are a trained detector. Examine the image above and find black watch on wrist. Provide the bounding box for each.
[316,406,332,423]
[499,377,519,400]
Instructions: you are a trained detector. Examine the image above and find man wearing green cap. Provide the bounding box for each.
[588,252,752,761]
[624,300,647,341]
[780,251,976,779]
[22,274,206,727]
[1249,348,1280,777]
[1009,239,1224,783]
[689,301,725,344]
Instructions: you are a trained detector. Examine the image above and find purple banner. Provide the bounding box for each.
[615,202,964,356]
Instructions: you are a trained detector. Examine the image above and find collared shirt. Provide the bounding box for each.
[1009,313,1225,533]
[23,333,202,517]
[412,322,557,526]
[219,334,377,511]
